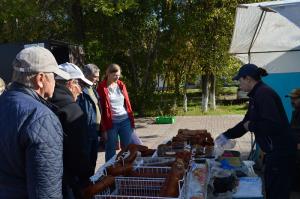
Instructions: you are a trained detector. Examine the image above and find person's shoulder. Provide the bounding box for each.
[18,96,61,129]
[256,83,279,100]
[117,79,124,85]
[97,80,107,91]
[256,82,273,94]
[65,102,83,112]
[30,102,59,123]
[60,102,84,122]
[7,90,53,114]
[99,80,107,86]
[79,88,90,99]
[117,80,126,88]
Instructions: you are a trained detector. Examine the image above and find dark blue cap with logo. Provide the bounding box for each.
[233,63,258,81]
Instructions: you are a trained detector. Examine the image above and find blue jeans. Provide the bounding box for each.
[105,118,133,161]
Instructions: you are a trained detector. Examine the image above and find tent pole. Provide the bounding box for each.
[248,10,267,64]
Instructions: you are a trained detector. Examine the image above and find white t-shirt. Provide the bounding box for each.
[108,85,128,122]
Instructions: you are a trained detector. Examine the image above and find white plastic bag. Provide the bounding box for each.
[214,134,236,157]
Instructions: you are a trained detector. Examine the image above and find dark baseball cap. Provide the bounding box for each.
[233,64,258,81]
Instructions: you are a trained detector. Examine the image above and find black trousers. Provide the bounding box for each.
[264,154,295,199]
[87,138,99,174]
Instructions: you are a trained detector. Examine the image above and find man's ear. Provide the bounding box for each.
[34,73,45,89]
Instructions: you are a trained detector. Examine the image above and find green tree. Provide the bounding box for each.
[0,0,264,116]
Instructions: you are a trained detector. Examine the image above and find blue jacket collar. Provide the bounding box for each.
[8,82,58,111]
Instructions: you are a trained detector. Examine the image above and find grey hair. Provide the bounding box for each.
[11,58,37,88]
[83,64,100,77]
[11,70,36,88]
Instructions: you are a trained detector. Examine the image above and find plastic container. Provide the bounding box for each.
[214,139,236,158]
[155,116,176,124]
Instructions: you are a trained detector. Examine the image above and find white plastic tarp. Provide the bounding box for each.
[229,0,300,73]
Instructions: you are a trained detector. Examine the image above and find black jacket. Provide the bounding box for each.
[50,84,93,186]
[291,109,300,143]
[224,81,295,155]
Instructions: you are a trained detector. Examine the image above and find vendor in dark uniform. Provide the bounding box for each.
[215,64,296,199]
[286,88,300,191]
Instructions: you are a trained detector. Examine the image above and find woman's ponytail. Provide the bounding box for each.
[257,68,268,77]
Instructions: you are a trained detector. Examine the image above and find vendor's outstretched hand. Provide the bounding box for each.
[243,121,250,131]
[215,134,229,147]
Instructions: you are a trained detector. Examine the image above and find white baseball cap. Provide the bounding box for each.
[13,46,70,80]
[57,62,93,86]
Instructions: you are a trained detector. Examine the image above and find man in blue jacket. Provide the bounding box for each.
[0,46,70,199]
[77,63,101,174]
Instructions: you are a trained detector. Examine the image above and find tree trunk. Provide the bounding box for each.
[209,73,216,110]
[71,0,85,41]
[174,71,180,97]
[183,82,188,112]
[183,61,192,113]
[201,74,209,112]
[183,93,188,112]
[158,72,168,116]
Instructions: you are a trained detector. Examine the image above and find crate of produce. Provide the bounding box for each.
[95,176,184,199]
[155,116,176,124]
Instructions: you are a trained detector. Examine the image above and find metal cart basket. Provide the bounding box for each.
[95,176,184,199]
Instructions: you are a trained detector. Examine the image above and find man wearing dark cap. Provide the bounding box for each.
[215,63,296,199]
[0,46,70,199]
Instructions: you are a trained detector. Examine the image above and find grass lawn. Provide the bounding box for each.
[143,87,247,116]
[177,104,247,116]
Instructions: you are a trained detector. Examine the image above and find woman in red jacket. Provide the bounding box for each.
[97,63,135,161]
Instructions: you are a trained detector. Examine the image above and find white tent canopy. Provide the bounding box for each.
[229,0,300,73]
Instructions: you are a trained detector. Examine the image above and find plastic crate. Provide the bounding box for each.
[155,116,176,124]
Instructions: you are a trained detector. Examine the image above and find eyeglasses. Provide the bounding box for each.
[73,79,87,89]
[72,79,82,88]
